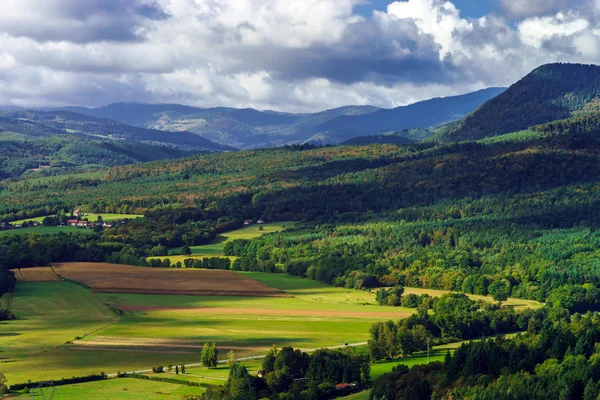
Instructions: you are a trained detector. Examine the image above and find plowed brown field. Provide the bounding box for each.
[53,262,289,297]
[14,267,62,282]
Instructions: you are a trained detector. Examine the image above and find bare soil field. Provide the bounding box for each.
[114,304,412,319]
[13,267,62,282]
[53,263,288,297]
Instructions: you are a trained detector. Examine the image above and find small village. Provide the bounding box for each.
[0,209,125,231]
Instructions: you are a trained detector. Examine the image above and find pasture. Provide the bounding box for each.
[152,222,294,263]
[0,226,92,236]
[11,377,205,399]
[0,267,539,387]
[0,282,119,383]
[10,213,141,225]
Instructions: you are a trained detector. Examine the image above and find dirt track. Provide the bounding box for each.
[53,262,289,297]
[114,304,412,319]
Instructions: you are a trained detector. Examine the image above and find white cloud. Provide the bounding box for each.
[0,0,599,112]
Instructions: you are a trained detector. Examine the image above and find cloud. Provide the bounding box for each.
[0,0,168,43]
[0,0,599,112]
[499,0,569,18]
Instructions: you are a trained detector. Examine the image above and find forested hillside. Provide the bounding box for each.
[449,63,600,141]
[0,132,202,179]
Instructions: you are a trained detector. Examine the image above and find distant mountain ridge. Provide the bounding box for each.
[448,63,600,141]
[55,88,504,149]
[0,109,232,151]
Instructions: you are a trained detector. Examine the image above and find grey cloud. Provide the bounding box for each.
[0,0,168,43]
[498,0,570,18]
[216,16,460,87]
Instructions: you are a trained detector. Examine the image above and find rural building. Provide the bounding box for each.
[67,219,79,226]
[244,219,253,225]
[257,219,265,224]
[77,221,88,227]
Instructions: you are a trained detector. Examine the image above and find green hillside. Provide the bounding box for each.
[449,63,600,141]
[0,132,203,179]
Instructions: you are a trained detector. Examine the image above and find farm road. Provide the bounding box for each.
[106,342,367,378]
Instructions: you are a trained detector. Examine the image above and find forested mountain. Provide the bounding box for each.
[0,110,230,178]
[342,128,436,146]
[449,63,600,141]
[0,132,202,179]
[54,88,502,148]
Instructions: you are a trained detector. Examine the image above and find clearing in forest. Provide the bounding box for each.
[53,262,288,297]
[150,221,295,263]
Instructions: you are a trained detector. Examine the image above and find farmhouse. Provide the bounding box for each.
[257,219,265,224]
[244,219,253,225]
[67,219,79,226]
[77,221,88,227]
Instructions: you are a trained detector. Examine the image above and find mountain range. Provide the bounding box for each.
[57,87,505,149]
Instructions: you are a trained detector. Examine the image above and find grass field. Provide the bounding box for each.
[402,287,543,310]
[0,282,119,383]
[11,213,142,225]
[150,222,295,263]
[1,268,537,387]
[11,377,205,399]
[0,226,94,236]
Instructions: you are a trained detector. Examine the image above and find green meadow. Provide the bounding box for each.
[11,377,205,399]
[11,213,142,224]
[0,226,94,236]
[152,222,295,262]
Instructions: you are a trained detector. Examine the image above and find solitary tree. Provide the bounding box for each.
[182,245,192,256]
[227,350,237,368]
[201,343,219,368]
[489,279,511,303]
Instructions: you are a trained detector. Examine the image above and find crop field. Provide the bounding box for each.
[0,226,93,236]
[151,222,295,263]
[13,267,62,282]
[53,263,287,297]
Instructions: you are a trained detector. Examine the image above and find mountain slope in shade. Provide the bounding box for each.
[448,63,600,141]
[59,103,381,149]
[299,87,506,144]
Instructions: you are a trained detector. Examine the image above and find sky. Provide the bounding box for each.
[0,0,597,112]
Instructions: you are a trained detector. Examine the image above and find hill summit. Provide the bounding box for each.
[448,63,600,141]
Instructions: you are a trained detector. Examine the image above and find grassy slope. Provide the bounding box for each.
[249,272,543,311]
[12,377,204,399]
[0,226,94,236]
[152,222,295,262]
[0,282,119,383]
[11,213,142,224]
